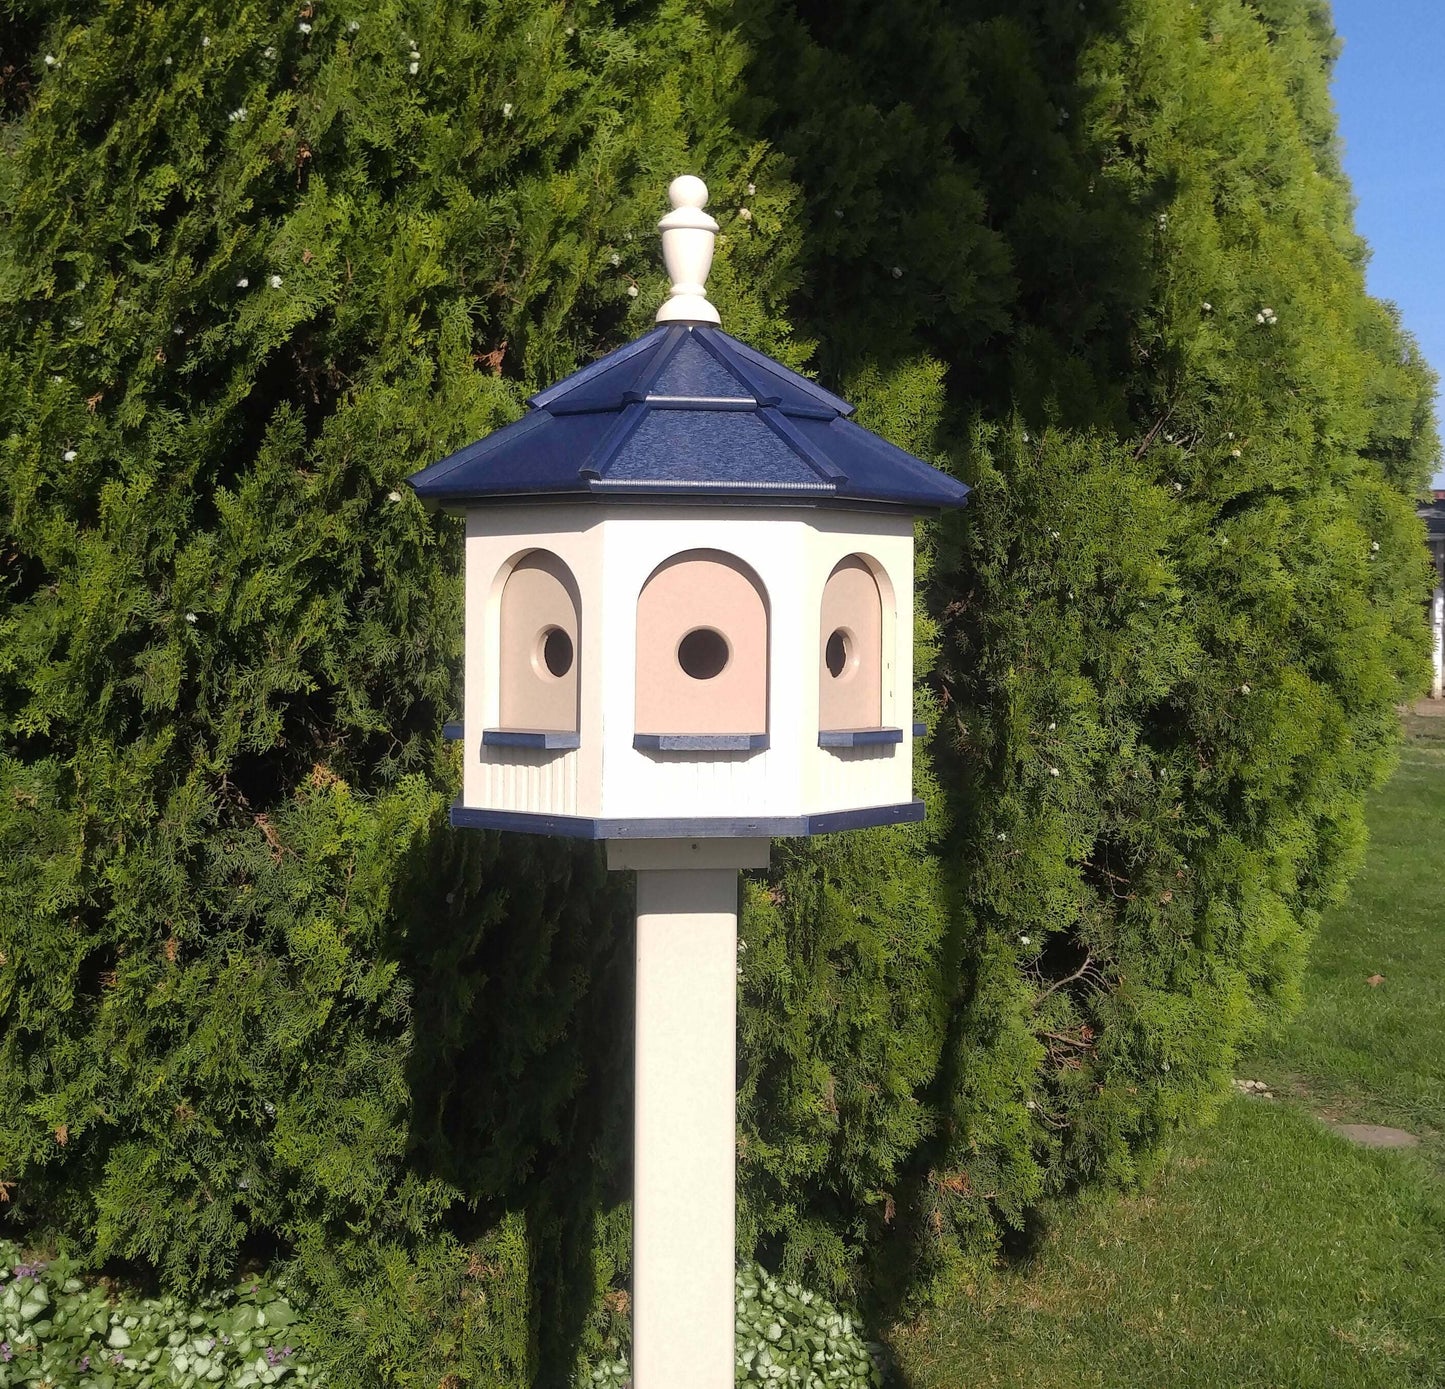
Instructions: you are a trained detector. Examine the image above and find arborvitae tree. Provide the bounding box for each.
[744,0,1436,1299]
[0,3,800,1381]
[0,0,1435,1383]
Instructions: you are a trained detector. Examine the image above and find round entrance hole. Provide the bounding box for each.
[538,626,574,679]
[825,628,855,679]
[677,627,730,681]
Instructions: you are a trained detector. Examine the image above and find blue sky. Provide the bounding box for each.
[1328,0,1445,487]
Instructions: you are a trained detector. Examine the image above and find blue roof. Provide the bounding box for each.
[408,324,970,512]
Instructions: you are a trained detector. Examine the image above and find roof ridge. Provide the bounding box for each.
[527,326,675,411]
[698,327,855,418]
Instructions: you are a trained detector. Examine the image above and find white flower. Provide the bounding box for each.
[237,277,249,288]
[1022,431,1030,442]
[1020,935,1031,945]
[269,274,283,288]
[1025,1099,1037,1111]
[1048,721,1057,731]
[1226,431,1235,438]
[410,47,420,58]
[387,489,401,502]
[67,316,82,329]
[1202,301,1212,311]
[164,55,173,65]
[44,54,57,67]
[1174,481,1184,491]
[1157,212,1168,226]
[1162,1060,1171,1072]
[263,46,277,58]
[1220,535,1230,546]
[348,19,360,31]
[173,325,184,335]
[1261,307,1274,317]
[1240,683,1251,694]
[1050,529,1060,539]
[738,207,752,222]
[627,285,639,298]
[1256,312,1265,324]
[502,101,513,116]
[409,60,419,73]
[62,448,77,462]
[1231,448,1241,458]
[298,22,311,33]
[746,182,756,195]
[185,612,198,624]
[202,35,211,47]
[609,253,621,267]
[996,832,1007,841]
[1370,540,1380,551]
[228,106,247,123]
[1049,766,1060,777]
[565,25,575,35]
[891,266,902,278]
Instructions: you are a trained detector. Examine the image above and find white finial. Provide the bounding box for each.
[655,175,720,325]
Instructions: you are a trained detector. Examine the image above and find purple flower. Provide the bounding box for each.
[11,1262,45,1279]
[1,1342,12,1362]
[79,1354,91,1371]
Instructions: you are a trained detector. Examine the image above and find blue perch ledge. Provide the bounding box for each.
[482,728,582,750]
[818,727,904,748]
[633,733,770,752]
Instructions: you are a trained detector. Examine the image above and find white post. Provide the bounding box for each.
[1432,584,1443,701]
[607,838,769,1389]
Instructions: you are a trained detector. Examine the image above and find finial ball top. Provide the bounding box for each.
[667,174,710,211]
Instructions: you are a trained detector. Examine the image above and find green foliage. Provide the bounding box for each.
[893,744,1445,1386]
[746,0,1437,1302]
[0,0,1436,1383]
[0,1239,321,1388]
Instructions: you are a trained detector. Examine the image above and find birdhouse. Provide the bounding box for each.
[409,177,970,839]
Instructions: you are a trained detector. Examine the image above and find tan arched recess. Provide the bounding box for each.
[819,556,883,730]
[636,550,768,736]
[498,550,581,732]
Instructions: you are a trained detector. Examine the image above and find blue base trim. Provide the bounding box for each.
[448,799,926,839]
[443,721,465,742]
[912,721,927,738]
[806,799,925,834]
[818,727,904,748]
[633,732,769,752]
[482,728,581,750]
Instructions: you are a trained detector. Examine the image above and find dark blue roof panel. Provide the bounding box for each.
[410,324,970,512]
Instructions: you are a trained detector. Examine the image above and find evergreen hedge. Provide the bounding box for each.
[0,0,1435,1384]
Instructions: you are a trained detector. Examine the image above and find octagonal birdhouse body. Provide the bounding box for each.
[410,180,969,841]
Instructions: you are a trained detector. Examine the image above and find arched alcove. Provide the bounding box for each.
[497,550,581,732]
[819,555,886,730]
[635,550,768,736]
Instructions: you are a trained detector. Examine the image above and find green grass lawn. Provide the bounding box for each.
[890,715,1445,1389]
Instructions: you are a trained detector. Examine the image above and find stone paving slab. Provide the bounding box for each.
[1326,1121,1420,1149]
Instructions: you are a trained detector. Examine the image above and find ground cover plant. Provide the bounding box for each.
[891,726,1445,1387]
[0,1240,319,1388]
[0,0,1437,1384]
[0,1251,883,1389]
